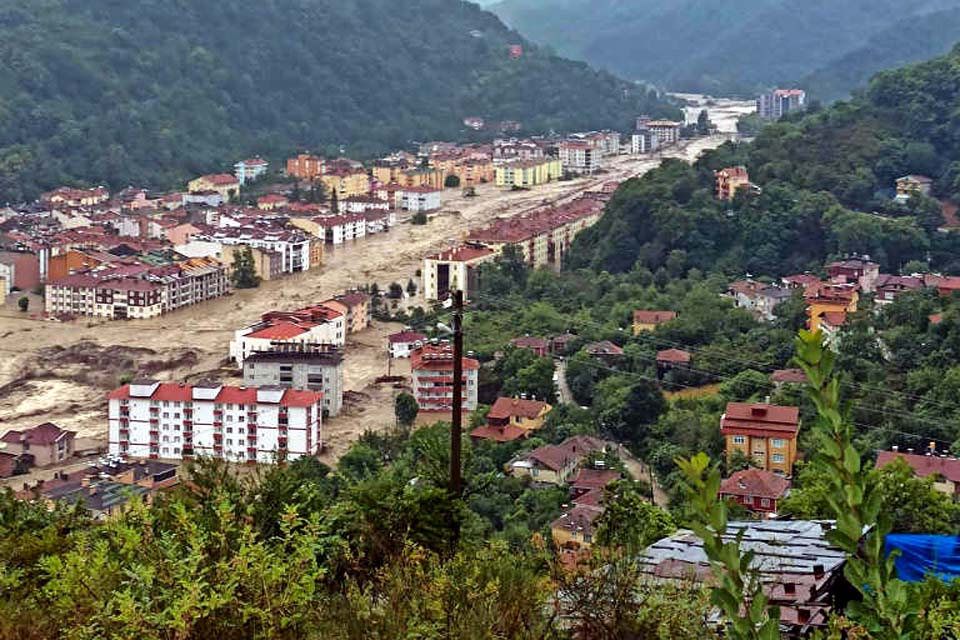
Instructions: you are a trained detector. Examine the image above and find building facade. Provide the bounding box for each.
[410,343,480,412]
[234,158,269,186]
[422,245,496,302]
[558,141,600,175]
[721,402,800,476]
[243,348,344,418]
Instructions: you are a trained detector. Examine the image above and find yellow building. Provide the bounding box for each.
[721,402,800,476]
[632,310,678,335]
[804,283,858,333]
[470,397,552,442]
[495,158,562,188]
[187,174,240,200]
[320,169,370,200]
[551,504,602,551]
[288,217,323,238]
[454,159,495,186]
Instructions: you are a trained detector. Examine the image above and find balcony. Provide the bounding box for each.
[213,433,223,442]
[149,429,159,438]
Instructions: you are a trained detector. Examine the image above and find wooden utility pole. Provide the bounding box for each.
[450,289,464,498]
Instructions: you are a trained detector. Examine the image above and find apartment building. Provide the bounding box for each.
[895,175,933,202]
[422,244,496,302]
[286,154,325,180]
[410,343,480,412]
[400,186,443,212]
[188,174,240,201]
[320,167,370,200]
[631,129,659,154]
[644,120,681,146]
[243,348,344,418]
[200,226,311,274]
[234,158,269,186]
[721,402,800,476]
[41,186,110,208]
[108,380,322,463]
[495,158,562,188]
[757,89,806,120]
[558,141,601,175]
[230,304,346,364]
[715,166,751,201]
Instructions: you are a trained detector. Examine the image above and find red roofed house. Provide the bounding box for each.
[874,274,925,305]
[0,422,76,467]
[876,449,960,496]
[771,368,808,386]
[633,310,677,334]
[470,397,552,443]
[715,166,751,201]
[510,335,550,357]
[584,340,623,364]
[411,343,480,412]
[108,380,322,464]
[188,174,240,201]
[551,503,603,553]
[423,244,496,302]
[721,402,800,476]
[656,348,691,367]
[257,194,289,211]
[895,175,933,202]
[719,468,792,515]
[507,435,609,486]
[388,331,427,359]
[230,305,346,364]
[569,467,621,498]
[826,257,880,293]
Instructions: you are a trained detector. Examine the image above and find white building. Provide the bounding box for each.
[388,331,427,359]
[401,187,443,212]
[108,380,322,464]
[201,227,310,274]
[631,129,659,154]
[234,158,269,186]
[559,141,601,175]
[422,244,496,302]
[230,305,346,365]
[0,262,16,298]
[318,214,367,244]
[343,195,391,214]
[644,120,681,146]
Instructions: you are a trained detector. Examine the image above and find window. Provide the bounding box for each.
[584,534,592,544]
[771,438,785,449]
[532,467,539,477]
[226,427,233,434]
[227,439,233,446]
[733,435,745,445]
[761,498,771,508]
[163,412,169,419]
[744,496,753,505]
[772,453,785,464]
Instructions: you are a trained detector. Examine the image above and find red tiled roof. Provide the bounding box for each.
[108,385,131,400]
[721,403,800,438]
[280,389,323,408]
[214,386,258,405]
[876,451,960,483]
[633,310,677,325]
[389,331,427,345]
[469,424,527,443]
[585,341,623,356]
[153,383,194,402]
[1,422,74,446]
[569,468,621,491]
[656,348,691,364]
[411,344,480,371]
[718,166,749,178]
[929,313,944,325]
[427,245,495,263]
[719,468,791,500]
[246,322,313,340]
[572,487,605,507]
[107,383,320,408]
[771,369,808,384]
[488,397,551,420]
[820,311,847,328]
[510,336,549,349]
[199,174,239,186]
[550,503,604,537]
[523,436,608,471]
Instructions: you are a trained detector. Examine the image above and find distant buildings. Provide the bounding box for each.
[495,158,562,188]
[876,448,960,497]
[726,279,791,322]
[715,166,752,201]
[721,402,800,476]
[108,380,322,463]
[41,186,110,208]
[895,175,933,202]
[0,422,75,470]
[388,331,427,359]
[757,89,806,120]
[286,153,325,180]
[470,397,552,443]
[243,347,344,418]
[188,174,240,201]
[630,129,659,154]
[422,244,496,302]
[400,186,443,212]
[231,305,346,365]
[804,281,858,333]
[410,343,480,412]
[506,435,609,486]
[643,120,681,146]
[234,158,269,186]
[632,310,677,334]
[558,141,601,175]
[825,257,880,294]
[510,335,551,357]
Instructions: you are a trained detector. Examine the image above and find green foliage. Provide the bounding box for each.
[444,174,460,188]
[231,247,260,289]
[593,481,675,552]
[394,392,419,427]
[16,296,27,312]
[411,211,428,225]
[495,347,555,402]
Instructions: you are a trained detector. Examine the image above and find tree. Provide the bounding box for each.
[444,174,461,188]
[696,109,711,135]
[406,279,417,296]
[395,393,419,427]
[411,210,428,225]
[329,189,339,213]
[17,296,28,312]
[231,247,260,289]
[594,481,675,551]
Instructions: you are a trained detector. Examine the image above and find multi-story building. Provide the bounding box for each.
[631,129,659,154]
[41,186,110,208]
[320,167,370,200]
[200,226,311,274]
[0,422,76,467]
[644,120,681,146]
[715,166,751,201]
[895,175,933,202]
[559,141,601,175]
[726,280,792,322]
[388,331,427,358]
[422,244,496,302]
[494,140,545,163]
[826,257,880,293]
[757,89,806,120]
[230,304,346,364]
[108,379,322,463]
[329,291,372,333]
[470,397,552,443]
[44,258,229,320]
[411,343,480,412]
[400,186,443,212]
[234,158,269,186]
[451,158,495,186]
[286,154,325,180]
[188,174,240,201]
[243,348,344,418]
[804,281,859,333]
[495,158,562,188]
[721,402,800,476]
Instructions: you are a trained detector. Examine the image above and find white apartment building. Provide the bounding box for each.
[631,130,659,154]
[401,187,443,212]
[202,227,310,274]
[559,141,601,175]
[108,380,322,464]
[411,344,480,412]
[230,305,346,364]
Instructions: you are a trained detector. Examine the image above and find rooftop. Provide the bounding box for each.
[721,402,801,437]
[720,468,792,500]
[487,396,551,420]
[876,450,960,483]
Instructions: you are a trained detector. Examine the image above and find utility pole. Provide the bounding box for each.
[450,289,464,498]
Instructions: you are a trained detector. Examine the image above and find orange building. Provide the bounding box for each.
[715,166,751,201]
[804,282,858,333]
[453,159,494,186]
[286,154,325,180]
[47,249,107,282]
[721,402,800,476]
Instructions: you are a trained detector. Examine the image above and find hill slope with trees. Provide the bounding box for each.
[0,0,676,201]
[489,0,960,96]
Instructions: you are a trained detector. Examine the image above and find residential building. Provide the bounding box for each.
[230,304,346,364]
[656,348,691,372]
[719,468,792,515]
[286,154,325,180]
[234,158,269,186]
[715,166,751,201]
[410,343,480,412]
[422,244,496,302]
[584,340,623,362]
[630,129,659,154]
[243,347,344,418]
[726,279,792,322]
[510,336,550,357]
[506,435,609,485]
[388,331,427,358]
[470,397,552,443]
[874,274,925,305]
[804,282,858,333]
[721,402,800,476]
[632,310,677,334]
[200,226,311,274]
[876,449,960,496]
[343,195,390,215]
[320,167,370,200]
[41,186,110,208]
[0,422,76,467]
[451,158,495,187]
[895,175,933,202]
[771,368,808,387]
[551,503,603,551]
[757,89,806,120]
[826,257,880,293]
[569,467,621,498]
[188,174,240,201]
[108,380,322,463]
[257,194,289,211]
[644,120,681,146]
[558,141,600,175]
[400,186,443,212]
[494,158,563,188]
[329,291,372,333]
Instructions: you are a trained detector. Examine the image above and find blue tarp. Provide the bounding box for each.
[885,534,960,583]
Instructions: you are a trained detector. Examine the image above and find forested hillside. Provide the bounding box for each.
[490,0,960,96]
[0,0,675,201]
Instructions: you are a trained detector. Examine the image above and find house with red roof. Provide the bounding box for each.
[388,331,427,359]
[569,467,621,498]
[188,174,240,201]
[715,166,752,201]
[510,335,550,357]
[584,340,623,363]
[470,397,552,443]
[874,274,925,305]
[0,422,76,467]
[257,194,289,211]
[632,310,677,334]
[771,369,808,386]
[411,343,480,412]
[656,348,691,368]
[506,435,609,486]
[422,244,496,302]
[230,304,346,364]
[826,257,880,293]
[721,402,800,476]
[719,468,792,515]
[234,158,269,186]
[108,379,322,464]
[876,449,960,496]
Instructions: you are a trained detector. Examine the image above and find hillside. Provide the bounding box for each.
[489,0,960,96]
[0,0,676,202]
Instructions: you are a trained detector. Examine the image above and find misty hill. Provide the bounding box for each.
[0,0,676,201]
[489,0,960,96]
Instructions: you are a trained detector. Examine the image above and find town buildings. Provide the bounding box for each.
[243,347,344,418]
[726,279,792,322]
[632,310,677,334]
[470,397,552,443]
[495,158,562,188]
[0,422,75,468]
[510,335,550,357]
[327,291,372,333]
[286,154,325,180]
[895,175,933,202]
[644,120,681,146]
[422,244,496,302]
[876,448,960,496]
[757,89,807,120]
[410,343,480,412]
[320,167,370,200]
[198,225,312,274]
[230,304,346,364]
[400,186,443,212]
[825,257,880,293]
[804,282,859,333]
[108,380,322,463]
[234,158,269,185]
[506,435,609,485]
[388,331,427,358]
[719,468,792,515]
[188,174,240,201]
[631,129,659,154]
[715,166,752,201]
[42,186,110,208]
[558,141,601,175]
[721,402,800,476]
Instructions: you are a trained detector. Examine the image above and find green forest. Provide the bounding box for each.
[490,0,960,97]
[0,0,676,202]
